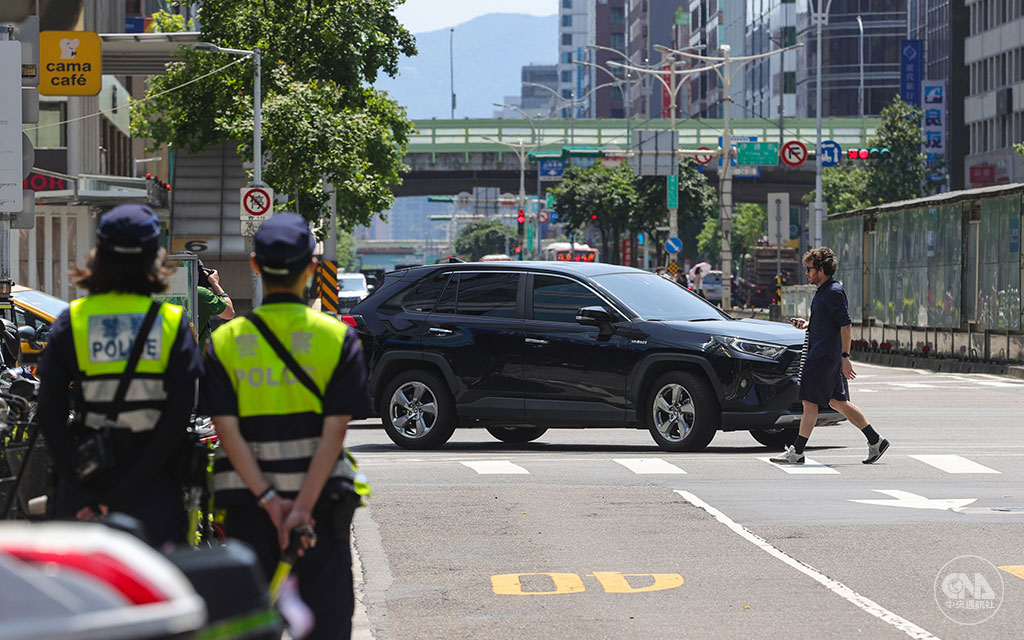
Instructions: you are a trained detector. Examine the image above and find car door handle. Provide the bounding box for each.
[524,338,549,345]
[428,327,453,336]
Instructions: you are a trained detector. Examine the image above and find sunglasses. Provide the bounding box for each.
[805,265,817,273]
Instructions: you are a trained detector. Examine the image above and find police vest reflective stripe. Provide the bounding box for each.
[210,303,370,500]
[69,293,183,432]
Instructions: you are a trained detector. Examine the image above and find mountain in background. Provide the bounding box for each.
[374,13,557,120]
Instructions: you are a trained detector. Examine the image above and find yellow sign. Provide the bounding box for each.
[39,31,101,96]
[666,262,679,275]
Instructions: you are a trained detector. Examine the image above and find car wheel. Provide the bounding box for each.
[645,371,717,452]
[750,427,798,449]
[381,370,456,450]
[486,427,548,443]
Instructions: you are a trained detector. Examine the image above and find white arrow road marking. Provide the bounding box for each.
[675,491,939,639]
[613,458,686,474]
[758,456,840,474]
[849,490,976,511]
[909,455,1000,474]
[460,460,529,475]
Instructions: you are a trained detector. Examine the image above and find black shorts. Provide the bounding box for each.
[798,356,848,408]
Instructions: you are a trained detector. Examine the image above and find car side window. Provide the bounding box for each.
[531,275,608,323]
[400,271,451,313]
[433,274,457,314]
[454,273,518,318]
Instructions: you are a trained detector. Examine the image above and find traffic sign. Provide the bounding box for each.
[780,140,808,167]
[538,210,550,224]
[600,144,625,168]
[736,142,779,166]
[0,43,23,212]
[240,186,274,235]
[39,31,101,96]
[819,140,842,167]
[539,159,565,182]
[664,237,682,254]
[694,147,712,165]
[666,175,678,209]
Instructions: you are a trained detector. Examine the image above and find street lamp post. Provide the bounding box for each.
[856,15,865,118]
[194,42,263,306]
[631,43,802,310]
[813,0,836,249]
[482,136,532,258]
[574,58,640,152]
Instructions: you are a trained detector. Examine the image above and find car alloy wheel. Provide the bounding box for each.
[389,381,438,438]
[652,383,696,443]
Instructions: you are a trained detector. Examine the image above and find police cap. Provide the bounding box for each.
[96,204,162,255]
[253,213,316,276]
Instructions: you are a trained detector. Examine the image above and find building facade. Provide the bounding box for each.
[795,0,908,118]
[743,0,798,121]
[963,0,1024,187]
[520,64,560,117]
[585,0,629,118]
[559,0,592,116]
[685,0,746,119]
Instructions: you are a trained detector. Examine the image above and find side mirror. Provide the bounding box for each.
[17,325,36,341]
[575,306,612,326]
[367,284,375,292]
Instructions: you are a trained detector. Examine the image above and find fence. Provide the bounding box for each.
[812,183,1024,363]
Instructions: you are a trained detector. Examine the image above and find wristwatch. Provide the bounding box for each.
[841,352,850,358]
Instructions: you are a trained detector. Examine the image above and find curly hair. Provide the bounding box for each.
[71,248,173,295]
[803,247,837,277]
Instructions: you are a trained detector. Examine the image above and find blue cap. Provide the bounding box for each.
[253,213,316,275]
[96,204,161,255]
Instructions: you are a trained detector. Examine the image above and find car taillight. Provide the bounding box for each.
[341,315,358,327]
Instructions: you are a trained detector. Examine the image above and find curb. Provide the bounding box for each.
[852,351,1024,380]
[351,537,372,639]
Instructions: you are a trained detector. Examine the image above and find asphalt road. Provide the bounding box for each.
[345,361,1024,639]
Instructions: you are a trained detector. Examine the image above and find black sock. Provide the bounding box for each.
[861,425,880,445]
[793,436,808,455]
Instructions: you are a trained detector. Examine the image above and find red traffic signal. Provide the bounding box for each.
[517,210,525,224]
[848,148,892,161]
[590,214,598,220]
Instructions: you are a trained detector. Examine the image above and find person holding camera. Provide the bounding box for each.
[35,204,202,547]
[195,259,235,352]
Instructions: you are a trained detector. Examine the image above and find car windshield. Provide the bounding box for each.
[592,272,731,321]
[339,275,367,291]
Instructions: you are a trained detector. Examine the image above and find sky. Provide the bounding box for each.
[394,0,556,33]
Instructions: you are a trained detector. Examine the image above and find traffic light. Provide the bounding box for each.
[517,209,525,235]
[590,214,598,220]
[847,147,891,161]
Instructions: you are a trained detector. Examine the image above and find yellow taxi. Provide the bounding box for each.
[11,285,70,367]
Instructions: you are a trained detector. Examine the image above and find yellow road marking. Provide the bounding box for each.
[998,565,1024,580]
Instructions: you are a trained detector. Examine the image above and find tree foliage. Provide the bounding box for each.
[696,203,766,264]
[549,160,715,264]
[454,221,517,261]
[807,96,934,214]
[132,0,416,230]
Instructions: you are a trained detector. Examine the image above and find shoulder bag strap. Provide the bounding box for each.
[245,311,323,401]
[105,300,163,422]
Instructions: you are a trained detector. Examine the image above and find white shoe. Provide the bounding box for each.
[863,438,890,464]
[769,445,805,465]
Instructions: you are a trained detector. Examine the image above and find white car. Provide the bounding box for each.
[338,273,371,310]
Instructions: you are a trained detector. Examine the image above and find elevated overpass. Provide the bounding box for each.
[399,117,880,205]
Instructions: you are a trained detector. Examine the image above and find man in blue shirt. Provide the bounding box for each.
[771,247,889,465]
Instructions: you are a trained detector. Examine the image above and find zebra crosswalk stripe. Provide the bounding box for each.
[460,460,529,475]
[613,458,687,474]
[908,455,1001,474]
[758,456,840,474]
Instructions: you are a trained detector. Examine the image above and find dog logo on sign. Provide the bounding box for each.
[59,38,80,59]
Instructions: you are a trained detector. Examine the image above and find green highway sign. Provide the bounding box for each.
[666,175,678,209]
[427,195,454,202]
[736,142,779,166]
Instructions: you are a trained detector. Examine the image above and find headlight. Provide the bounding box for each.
[715,336,787,360]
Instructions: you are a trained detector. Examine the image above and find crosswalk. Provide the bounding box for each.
[848,372,1024,393]
[363,452,1020,477]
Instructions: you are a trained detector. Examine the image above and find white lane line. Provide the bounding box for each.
[460,460,529,475]
[908,455,1001,474]
[613,458,687,475]
[892,383,939,389]
[975,380,1024,388]
[758,457,840,474]
[856,388,878,393]
[674,491,940,640]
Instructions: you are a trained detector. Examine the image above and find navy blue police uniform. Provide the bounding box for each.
[798,277,852,408]
[201,213,372,640]
[36,204,202,547]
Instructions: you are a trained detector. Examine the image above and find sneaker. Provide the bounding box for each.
[769,445,805,465]
[863,438,890,464]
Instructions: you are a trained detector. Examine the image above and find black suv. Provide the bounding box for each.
[347,262,842,452]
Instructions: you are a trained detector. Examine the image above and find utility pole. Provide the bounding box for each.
[449,28,456,119]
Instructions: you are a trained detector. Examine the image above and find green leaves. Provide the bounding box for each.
[454,221,518,261]
[131,0,417,231]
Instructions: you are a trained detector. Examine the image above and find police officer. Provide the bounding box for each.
[202,213,371,639]
[36,204,202,547]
